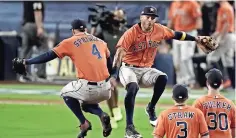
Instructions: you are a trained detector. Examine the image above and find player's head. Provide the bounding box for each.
[140,6,158,32]
[172,84,189,104]
[205,68,223,90]
[71,19,87,35]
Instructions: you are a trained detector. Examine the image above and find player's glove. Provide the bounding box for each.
[12,58,27,75]
[196,36,218,54]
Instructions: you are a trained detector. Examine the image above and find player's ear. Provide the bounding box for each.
[140,15,143,21]
[171,95,175,101]
[153,17,157,22]
[71,29,74,35]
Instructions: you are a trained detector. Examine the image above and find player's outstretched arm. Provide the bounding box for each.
[173,31,197,41]
[24,50,58,65]
[172,31,218,54]
[12,50,58,75]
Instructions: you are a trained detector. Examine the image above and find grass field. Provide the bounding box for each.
[0,104,165,138]
[0,84,235,138]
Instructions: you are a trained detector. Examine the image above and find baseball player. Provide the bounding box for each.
[153,84,209,138]
[193,68,236,138]
[12,19,117,138]
[207,0,235,88]
[168,1,203,86]
[112,6,216,138]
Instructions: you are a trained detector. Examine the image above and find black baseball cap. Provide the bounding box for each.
[141,6,159,17]
[205,68,223,89]
[172,84,189,100]
[71,19,86,30]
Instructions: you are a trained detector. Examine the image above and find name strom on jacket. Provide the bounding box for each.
[168,112,195,120]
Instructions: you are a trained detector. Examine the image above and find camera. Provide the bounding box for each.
[88,4,127,33]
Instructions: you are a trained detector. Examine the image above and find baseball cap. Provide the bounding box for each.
[205,68,223,89]
[172,84,188,100]
[141,6,159,17]
[71,19,86,30]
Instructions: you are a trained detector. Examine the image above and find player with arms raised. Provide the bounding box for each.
[112,6,217,138]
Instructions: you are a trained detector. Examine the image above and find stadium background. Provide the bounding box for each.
[0,1,235,138]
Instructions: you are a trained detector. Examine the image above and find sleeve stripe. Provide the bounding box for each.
[52,49,62,59]
[180,32,186,40]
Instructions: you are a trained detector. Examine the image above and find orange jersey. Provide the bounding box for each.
[53,33,110,81]
[172,1,202,31]
[116,23,174,67]
[153,105,209,138]
[216,2,235,33]
[193,94,236,138]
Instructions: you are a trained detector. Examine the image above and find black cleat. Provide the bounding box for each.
[77,120,92,138]
[100,112,112,137]
[124,125,143,138]
[145,103,157,127]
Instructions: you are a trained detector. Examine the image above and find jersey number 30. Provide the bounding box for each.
[208,112,228,130]
[92,44,102,59]
[176,121,188,138]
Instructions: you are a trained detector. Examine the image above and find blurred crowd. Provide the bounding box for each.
[18,1,235,90]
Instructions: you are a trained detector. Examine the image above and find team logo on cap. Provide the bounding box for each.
[150,7,154,12]
[80,26,83,28]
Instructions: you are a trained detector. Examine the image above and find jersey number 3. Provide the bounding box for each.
[92,44,102,59]
[176,121,188,138]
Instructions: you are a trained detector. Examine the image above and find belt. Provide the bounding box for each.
[124,63,144,68]
[87,77,110,85]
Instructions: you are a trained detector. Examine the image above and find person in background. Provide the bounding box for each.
[20,1,48,81]
[168,1,203,88]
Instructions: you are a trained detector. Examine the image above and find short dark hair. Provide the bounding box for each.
[74,28,86,32]
[173,97,188,104]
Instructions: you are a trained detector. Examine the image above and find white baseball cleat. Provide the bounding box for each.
[113,107,123,121]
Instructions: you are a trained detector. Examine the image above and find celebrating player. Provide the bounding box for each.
[193,68,236,138]
[12,19,117,138]
[112,6,217,138]
[153,84,209,138]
